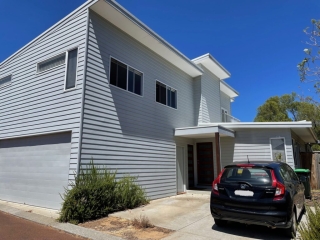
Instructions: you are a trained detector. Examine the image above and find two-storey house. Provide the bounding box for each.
[0,0,316,210]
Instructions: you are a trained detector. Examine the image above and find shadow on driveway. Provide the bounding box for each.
[212,221,291,240]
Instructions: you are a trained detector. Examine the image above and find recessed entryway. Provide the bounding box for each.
[197,142,214,185]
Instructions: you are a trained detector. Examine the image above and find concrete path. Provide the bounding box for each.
[111,190,308,240]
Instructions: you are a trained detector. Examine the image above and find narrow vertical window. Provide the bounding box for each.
[109,58,143,96]
[156,81,177,109]
[65,48,78,90]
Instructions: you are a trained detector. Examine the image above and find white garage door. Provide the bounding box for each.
[0,132,71,209]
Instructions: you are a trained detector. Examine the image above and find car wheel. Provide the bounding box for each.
[284,212,297,238]
[214,218,228,227]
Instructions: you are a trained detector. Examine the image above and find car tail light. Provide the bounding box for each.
[212,169,225,195]
[271,170,285,200]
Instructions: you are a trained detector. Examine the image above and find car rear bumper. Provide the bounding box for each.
[210,203,291,229]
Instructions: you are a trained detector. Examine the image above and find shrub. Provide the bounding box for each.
[58,161,148,224]
[132,215,154,229]
[298,202,320,240]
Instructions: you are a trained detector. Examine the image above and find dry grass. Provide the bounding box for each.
[132,215,154,229]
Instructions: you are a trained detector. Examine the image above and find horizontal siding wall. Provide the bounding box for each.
[198,65,221,123]
[220,137,234,168]
[233,129,294,168]
[0,9,89,181]
[81,11,195,199]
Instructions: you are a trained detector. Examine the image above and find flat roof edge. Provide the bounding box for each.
[104,0,203,75]
[192,53,231,77]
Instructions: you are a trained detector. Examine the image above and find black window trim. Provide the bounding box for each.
[155,79,178,109]
[108,56,144,97]
[0,74,12,89]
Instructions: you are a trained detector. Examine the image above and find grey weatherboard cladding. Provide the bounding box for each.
[0,6,90,184]
[80,11,196,199]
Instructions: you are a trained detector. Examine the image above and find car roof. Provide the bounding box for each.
[225,161,285,169]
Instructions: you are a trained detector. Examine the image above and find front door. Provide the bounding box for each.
[176,146,185,193]
[197,142,214,185]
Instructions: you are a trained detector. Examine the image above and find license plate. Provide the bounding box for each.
[234,190,254,197]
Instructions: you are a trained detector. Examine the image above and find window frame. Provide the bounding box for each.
[221,107,228,122]
[0,74,12,89]
[35,47,79,92]
[270,137,287,163]
[63,47,79,92]
[36,52,66,74]
[155,79,178,109]
[108,56,144,97]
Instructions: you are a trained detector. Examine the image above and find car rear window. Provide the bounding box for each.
[220,167,272,186]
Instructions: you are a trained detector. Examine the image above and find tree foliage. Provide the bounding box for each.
[254,94,294,122]
[298,19,320,96]
[254,93,320,144]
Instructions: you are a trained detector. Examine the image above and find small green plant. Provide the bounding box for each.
[298,202,320,240]
[58,160,148,224]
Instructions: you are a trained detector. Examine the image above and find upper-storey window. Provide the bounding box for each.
[221,108,228,122]
[0,75,12,88]
[110,58,143,96]
[37,48,78,90]
[156,80,177,109]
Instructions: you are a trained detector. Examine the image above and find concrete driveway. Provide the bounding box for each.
[111,190,305,240]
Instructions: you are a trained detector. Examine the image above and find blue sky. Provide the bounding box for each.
[1,0,319,121]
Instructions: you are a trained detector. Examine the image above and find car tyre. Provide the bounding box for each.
[284,212,297,238]
[214,218,228,227]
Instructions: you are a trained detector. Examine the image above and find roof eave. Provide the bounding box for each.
[90,0,203,77]
[192,53,231,80]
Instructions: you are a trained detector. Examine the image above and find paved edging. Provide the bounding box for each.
[0,203,122,240]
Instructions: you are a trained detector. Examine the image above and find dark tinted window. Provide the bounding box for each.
[65,49,78,89]
[0,75,12,87]
[110,58,142,96]
[221,167,272,186]
[156,81,177,109]
[279,165,291,182]
[285,165,299,181]
[156,81,166,105]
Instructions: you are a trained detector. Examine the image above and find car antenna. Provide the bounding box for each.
[247,155,250,164]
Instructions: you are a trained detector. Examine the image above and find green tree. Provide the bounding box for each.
[254,96,292,122]
[255,94,320,149]
[298,19,320,96]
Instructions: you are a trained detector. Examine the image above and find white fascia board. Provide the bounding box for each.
[202,121,314,129]
[220,81,239,98]
[89,0,203,77]
[0,0,99,68]
[175,125,234,138]
[200,121,317,142]
[192,53,231,80]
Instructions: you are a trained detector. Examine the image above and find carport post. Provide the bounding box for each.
[215,132,221,175]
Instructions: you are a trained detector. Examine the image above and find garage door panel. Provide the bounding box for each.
[0,173,70,182]
[0,191,63,209]
[0,157,70,167]
[0,132,71,209]
[0,145,71,158]
[0,185,65,199]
